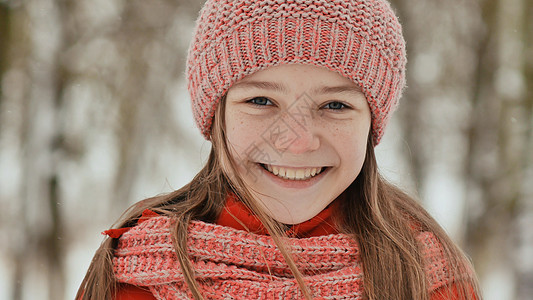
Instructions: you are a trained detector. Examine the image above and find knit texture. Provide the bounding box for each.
[113,216,455,299]
[186,0,406,145]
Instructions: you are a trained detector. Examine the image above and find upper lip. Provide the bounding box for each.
[258,163,329,169]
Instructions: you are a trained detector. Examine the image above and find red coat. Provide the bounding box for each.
[110,194,476,299]
[115,283,474,300]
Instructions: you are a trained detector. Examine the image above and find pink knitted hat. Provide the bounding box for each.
[186,0,406,145]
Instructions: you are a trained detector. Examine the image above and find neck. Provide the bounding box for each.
[216,191,339,238]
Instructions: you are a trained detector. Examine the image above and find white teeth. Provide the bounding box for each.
[272,165,279,175]
[286,169,295,178]
[278,167,286,177]
[262,164,325,180]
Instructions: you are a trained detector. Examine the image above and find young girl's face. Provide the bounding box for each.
[224,64,371,224]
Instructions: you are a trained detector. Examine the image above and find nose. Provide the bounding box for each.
[270,112,320,154]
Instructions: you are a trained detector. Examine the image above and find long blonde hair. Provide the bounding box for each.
[77,94,481,300]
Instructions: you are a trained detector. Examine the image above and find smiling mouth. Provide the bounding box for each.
[258,163,328,181]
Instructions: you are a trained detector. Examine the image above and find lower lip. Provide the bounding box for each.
[257,164,330,189]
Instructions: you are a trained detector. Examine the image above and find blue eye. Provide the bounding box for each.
[324,101,348,110]
[247,97,272,107]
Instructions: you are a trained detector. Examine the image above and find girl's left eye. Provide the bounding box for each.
[246,97,273,107]
[323,101,349,110]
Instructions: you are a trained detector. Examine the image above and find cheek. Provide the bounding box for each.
[330,122,370,169]
[339,135,367,165]
[225,113,266,157]
[328,119,370,144]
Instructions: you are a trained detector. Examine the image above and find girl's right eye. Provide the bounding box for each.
[246,97,273,107]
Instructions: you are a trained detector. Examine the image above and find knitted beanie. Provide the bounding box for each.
[186,0,406,145]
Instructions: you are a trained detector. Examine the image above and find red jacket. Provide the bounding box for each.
[115,283,473,300]
[111,194,475,299]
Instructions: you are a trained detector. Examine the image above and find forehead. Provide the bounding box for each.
[230,64,362,95]
[239,64,352,82]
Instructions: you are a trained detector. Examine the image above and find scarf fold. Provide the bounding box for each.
[113,215,455,300]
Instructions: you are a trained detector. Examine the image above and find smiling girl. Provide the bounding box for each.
[77,0,481,299]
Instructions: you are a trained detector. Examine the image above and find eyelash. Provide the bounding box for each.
[247,97,272,107]
[246,97,351,111]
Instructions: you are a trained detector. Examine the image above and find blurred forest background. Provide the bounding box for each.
[0,0,531,299]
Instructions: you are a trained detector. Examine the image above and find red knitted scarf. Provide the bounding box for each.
[112,214,455,299]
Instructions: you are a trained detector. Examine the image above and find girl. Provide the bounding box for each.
[77,0,481,299]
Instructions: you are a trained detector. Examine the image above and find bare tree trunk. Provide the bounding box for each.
[0,3,10,125]
[15,0,66,299]
[464,0,532,298]
[110,0,204,213]
[0,3,9,81]
[388,0,484,240]
[463,0,500,268]
[515,0,533,297]
[387,0,425,189]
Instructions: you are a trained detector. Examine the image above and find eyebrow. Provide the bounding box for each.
[231,80,288,93]
[231,80,362,95]
[311,84,363,95]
